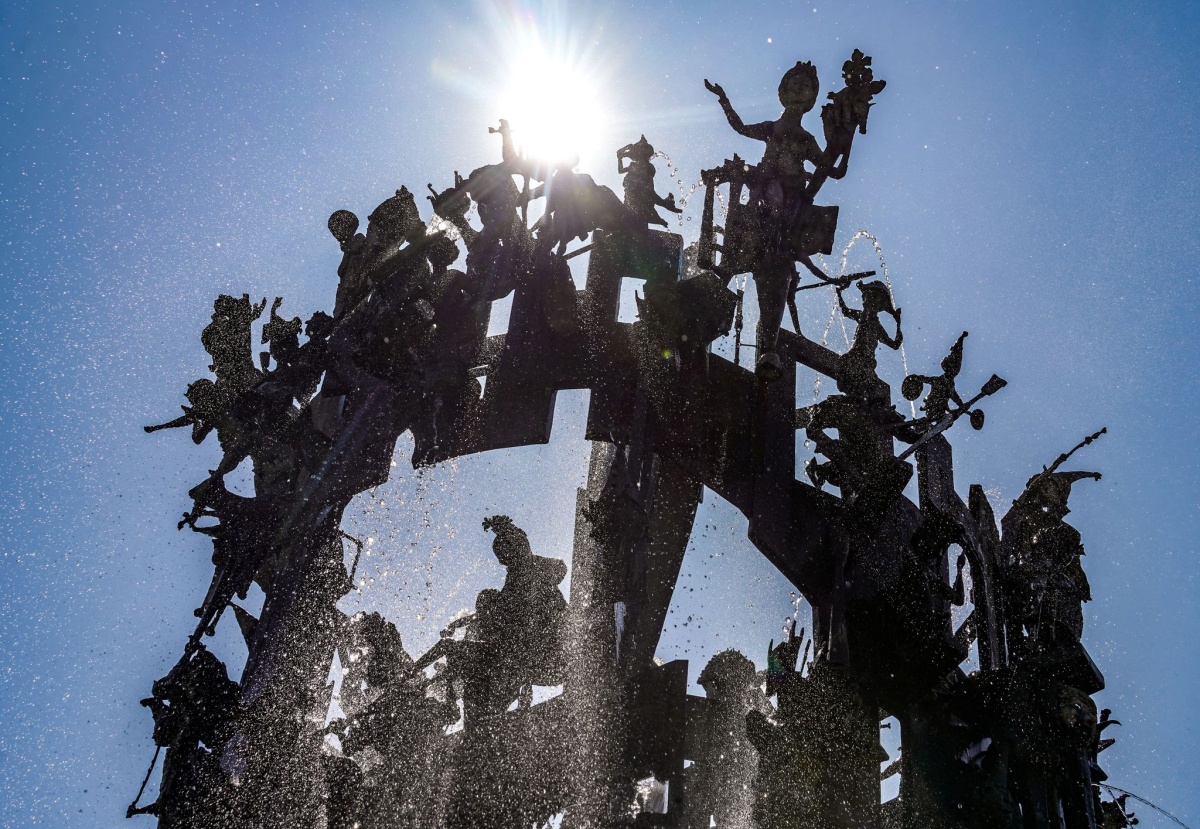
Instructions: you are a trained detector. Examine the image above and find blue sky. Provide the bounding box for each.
[2,1,1198,825]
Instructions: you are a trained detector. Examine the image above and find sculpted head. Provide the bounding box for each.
[779,61,819,112]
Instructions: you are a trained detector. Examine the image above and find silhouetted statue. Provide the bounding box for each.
[132,646,239,826]
[617,135,682,228]
[328,209,369,318]
[416,236,485,452]
[134,59,1140,829]
[180,479,283,646]
[336,611,415,721]
[323,195,445,394]
[152,292,335,526]
[288,310,335,406]
[430,516,567,725]
[835,279,902,399]
[800,393,895,497]
[748,623,882,829]
[810,49,887,196]
[526,158,631,255]
[330,612,458,829]
[260,297,302,373]
[1098,792,1137,828]
[489,118,519,164]
[793,279,912,665]
[202,293,266,392]
[365,186,426,261]
[703,54,885,377]
[429,124,532,303]
[903,331,969,425]
[1007,468,1099,647]
[1001,429,1105,657]
[144,377,230,445]
[684,650,767,829]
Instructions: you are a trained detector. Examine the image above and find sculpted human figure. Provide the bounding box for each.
[429,123,533,304]
[811,49,887,196]
[201,293,266,393]
[430,516,567,726]
[617,135,682,228]
[904,332,969,424]
[705,54,884,378]
[706,63,827,211]
[320,190,447,400]
[684,650,768,829]
[801,394,882,495]
[836,280,902,398]
[328,209,369,318]
[330,613,457,829]
[416,235,484,451]
[144,377,229,445]
[799,281,905,492]
[525,157,630,256]
[259,296,302,373]
[131,646,240,824]
[154,292,332,509]
[1008,469,1098,647]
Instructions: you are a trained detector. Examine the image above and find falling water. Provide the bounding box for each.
[803,232,915,418]
[840,231,915,417]
[651,150,714,227]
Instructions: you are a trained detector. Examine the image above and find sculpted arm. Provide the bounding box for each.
[705,80,773,142]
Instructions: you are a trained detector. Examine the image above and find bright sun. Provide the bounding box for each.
[497,48,607,167]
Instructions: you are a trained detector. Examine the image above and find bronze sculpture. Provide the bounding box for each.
[131,52,1139,829]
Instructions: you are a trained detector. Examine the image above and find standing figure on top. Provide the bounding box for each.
[1007,468,1099,649]
[617,135,682,229]
[325,187,431,322]
[524,157,630,256]
[327,209,369,319]
[900,330,998,440]
[702,53,885,378]
[429,122,533,304]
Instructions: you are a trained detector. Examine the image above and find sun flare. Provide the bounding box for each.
[496,47,607,167]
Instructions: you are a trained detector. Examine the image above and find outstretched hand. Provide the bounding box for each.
[704,79,727,100]
[770,619,804,675]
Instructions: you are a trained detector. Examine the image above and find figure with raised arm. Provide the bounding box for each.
[703,54,884,378]
[836,279,902,399]
[903,332,969,424]
[429,123,532,304]
[201,293,266,393]
[617,135,682,229]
